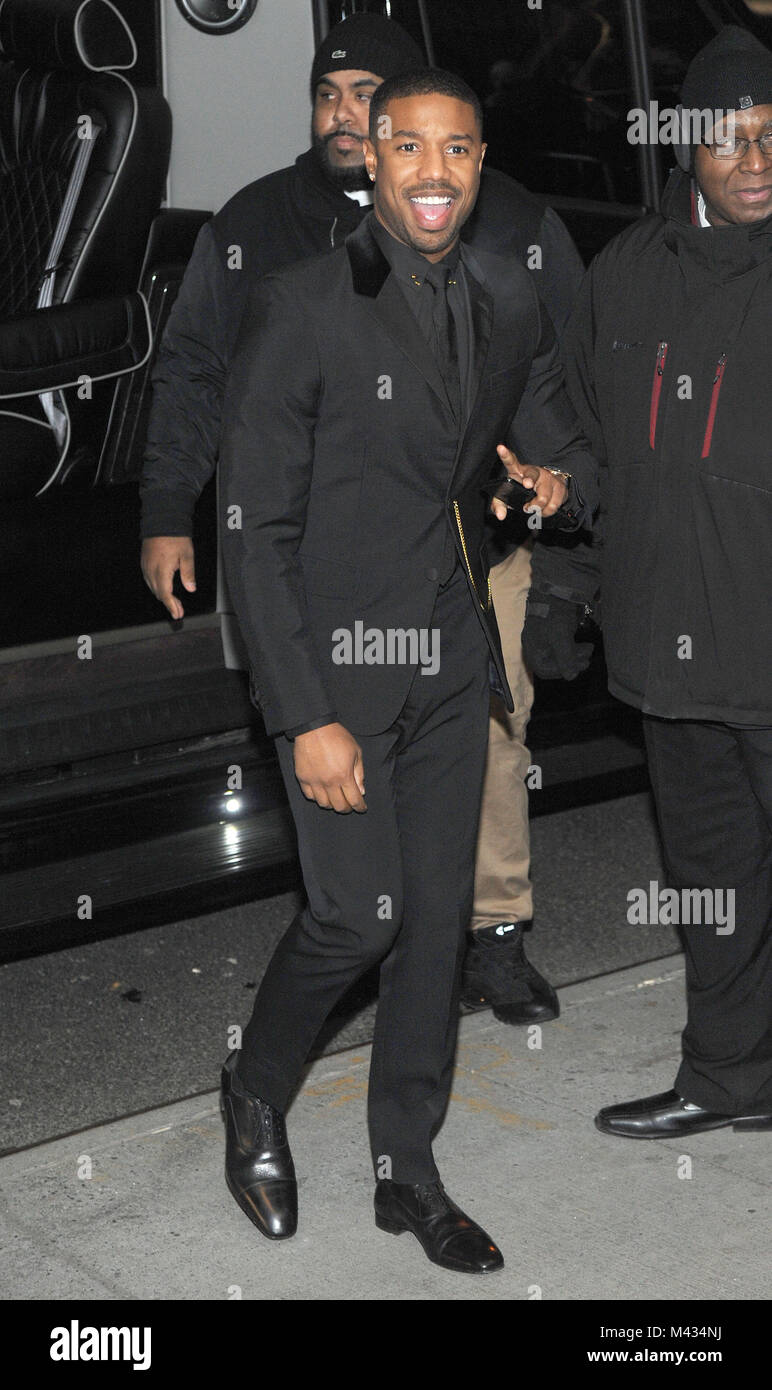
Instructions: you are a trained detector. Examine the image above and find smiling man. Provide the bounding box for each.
[367,99,479,249]
[524,25,772,1141]
[216,68,598,1273]
[141,12,588,1034]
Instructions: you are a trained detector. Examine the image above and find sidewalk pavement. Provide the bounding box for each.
[2,956,769,1302]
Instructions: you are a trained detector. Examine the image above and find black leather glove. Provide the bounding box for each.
[522,591,596,680]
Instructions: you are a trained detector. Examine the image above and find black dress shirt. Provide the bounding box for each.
[369,214,473,425]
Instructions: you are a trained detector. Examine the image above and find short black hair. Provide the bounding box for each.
[368,67,483,143]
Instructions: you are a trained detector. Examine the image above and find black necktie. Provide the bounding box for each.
[423,261,461,422]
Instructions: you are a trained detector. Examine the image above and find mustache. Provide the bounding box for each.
[404,184,461,199]
[322,128,364,145]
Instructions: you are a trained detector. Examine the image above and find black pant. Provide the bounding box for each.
[237,567,491,1182]
[643,716,772,1113]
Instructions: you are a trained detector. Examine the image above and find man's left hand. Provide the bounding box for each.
[489,443,567,521]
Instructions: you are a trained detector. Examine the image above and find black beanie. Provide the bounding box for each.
[681,24,772,118]
[310,13,424,99]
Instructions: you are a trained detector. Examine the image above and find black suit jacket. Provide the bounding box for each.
[219,215,598,738]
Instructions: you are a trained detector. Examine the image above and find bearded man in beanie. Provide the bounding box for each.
[140,13,586,1028]
[524,25,772,1139]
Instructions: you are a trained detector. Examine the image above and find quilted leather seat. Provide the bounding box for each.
[0,0,171,499]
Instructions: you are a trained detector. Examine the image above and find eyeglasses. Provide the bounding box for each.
[703,132,772,160]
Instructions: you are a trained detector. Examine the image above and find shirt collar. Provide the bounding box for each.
[345,188,374,207]
[370,213,461,284]
[697,190,711,228]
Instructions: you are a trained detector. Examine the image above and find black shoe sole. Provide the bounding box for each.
[461,988,560,1025]
[492,1001,560,1025]
[594,1114,772,1139]
[374,1213,504,1273]
[374,1213,407,1235]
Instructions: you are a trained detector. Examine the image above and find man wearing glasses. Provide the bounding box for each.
[523,26,772,1139]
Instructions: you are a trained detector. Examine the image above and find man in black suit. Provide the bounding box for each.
[218,68,598,1274]
[141,13,585,1030]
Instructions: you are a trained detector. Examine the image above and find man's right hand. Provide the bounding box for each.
[293,723,367,813]
[141,536,196,621]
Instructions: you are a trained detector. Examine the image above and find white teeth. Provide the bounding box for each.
[411,196,451,205]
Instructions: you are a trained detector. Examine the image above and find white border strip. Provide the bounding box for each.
[74,0,136,72]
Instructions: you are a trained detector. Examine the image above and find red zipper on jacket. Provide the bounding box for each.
[701,354,727,459]
[649,340,669,449]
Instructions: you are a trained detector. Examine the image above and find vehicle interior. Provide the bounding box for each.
[2,0,770,956]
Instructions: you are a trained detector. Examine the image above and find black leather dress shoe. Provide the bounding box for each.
[374,1179,504,1273]
[595,1088,772,1139]
[461,921,559,1025]
[220,1049,297,1238]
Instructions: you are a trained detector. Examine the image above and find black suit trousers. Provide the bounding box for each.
[236,566,491,1182]
[643,715,772,1114]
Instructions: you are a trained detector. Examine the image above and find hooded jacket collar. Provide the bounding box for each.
[661,164,772,281]
[292,147,372,227]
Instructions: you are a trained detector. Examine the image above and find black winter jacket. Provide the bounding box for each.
[140,148,583,539]
[531,166,772,725]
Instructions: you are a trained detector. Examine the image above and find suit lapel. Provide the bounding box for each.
[458,251,494,443]
[448,247,495,490]
[369,276,453,410]
[346,217,454,413]
[345,218,498,454]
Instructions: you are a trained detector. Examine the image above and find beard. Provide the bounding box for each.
[311,127,373,192]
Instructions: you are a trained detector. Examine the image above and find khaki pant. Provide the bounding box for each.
[472,538,535,928]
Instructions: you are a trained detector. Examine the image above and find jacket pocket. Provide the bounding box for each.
[700,354,727,459]
[649,340,669,449]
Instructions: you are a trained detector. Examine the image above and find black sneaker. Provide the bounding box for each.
[460,921,559,1024]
